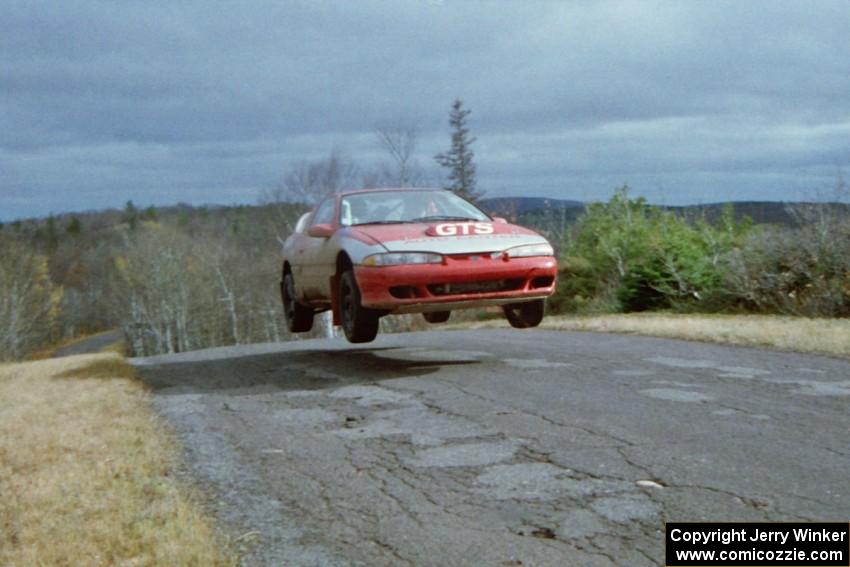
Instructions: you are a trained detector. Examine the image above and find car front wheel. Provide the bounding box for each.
[503,299,545,329]
[282,271,314,333]
[339,270,379,343]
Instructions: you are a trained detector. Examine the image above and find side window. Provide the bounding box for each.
[311,199,335,227]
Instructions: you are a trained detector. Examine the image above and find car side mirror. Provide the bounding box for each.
[493,217,509,224]
[307,223,334,238]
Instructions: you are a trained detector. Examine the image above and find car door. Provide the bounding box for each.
[284,213,313,301]
[300,197,337,300]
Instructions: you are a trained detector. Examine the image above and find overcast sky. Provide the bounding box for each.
[3,0,850,220]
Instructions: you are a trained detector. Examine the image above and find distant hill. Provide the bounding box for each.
[664,201,797,226]
[478,197,584,216]
[7,196,848,236]
[665,201,850,227]
[479,197,849,228]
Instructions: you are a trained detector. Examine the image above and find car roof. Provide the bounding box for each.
[336,187,445,198]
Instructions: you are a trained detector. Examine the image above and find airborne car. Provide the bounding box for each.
[280,188,557,343]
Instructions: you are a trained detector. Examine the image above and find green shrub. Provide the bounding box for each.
[721,221,850,317]
[552,187,752,313]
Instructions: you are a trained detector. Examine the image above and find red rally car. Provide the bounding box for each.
[280,188,557,343]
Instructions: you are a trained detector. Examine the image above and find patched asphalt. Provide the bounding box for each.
[133,329,850,566]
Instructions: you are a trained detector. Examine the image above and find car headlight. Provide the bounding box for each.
[362,252,444,266]
[498,243,555,259]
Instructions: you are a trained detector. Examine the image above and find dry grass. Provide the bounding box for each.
[0,353,234,567]
[100,338,128,356]
[456,313,850,359]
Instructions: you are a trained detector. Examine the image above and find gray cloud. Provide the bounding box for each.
[2,0,850,220]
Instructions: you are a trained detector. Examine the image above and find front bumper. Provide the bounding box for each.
[354,255,557,313]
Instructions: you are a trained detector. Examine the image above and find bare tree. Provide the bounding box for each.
[203,244,243,345]
[275,149,359,205]
[375,123,422,187]
[0,240,61,361]
[360,166,393,189]
[113,227,201,355]
[260,149,359,240]
[785,166,850,244]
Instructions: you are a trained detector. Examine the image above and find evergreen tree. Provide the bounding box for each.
[142,206,159,222]
[124,200,138,230]
[67,216,82,235]
[45,215,59,251]
[435,99,481,201]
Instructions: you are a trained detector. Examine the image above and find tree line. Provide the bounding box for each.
[1,99,848,361]
[0,100,477,360]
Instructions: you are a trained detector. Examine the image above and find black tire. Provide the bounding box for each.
[503,299,545,329]
[422,311,451,324]
[339,270,379,343]
[282,271,314,333]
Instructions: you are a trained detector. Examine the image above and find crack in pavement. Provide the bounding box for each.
[135,330,850,566]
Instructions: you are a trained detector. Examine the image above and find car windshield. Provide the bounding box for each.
[339,190,490,227]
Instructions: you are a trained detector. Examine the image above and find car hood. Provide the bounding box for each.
[347,221,548,255]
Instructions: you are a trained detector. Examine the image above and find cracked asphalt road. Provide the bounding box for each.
[132,329,850,566]
[54,329,122,357]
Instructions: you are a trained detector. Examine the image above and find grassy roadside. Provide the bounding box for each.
[0,353,234,566]
[98,335,128,356]
[454,313,850,359]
